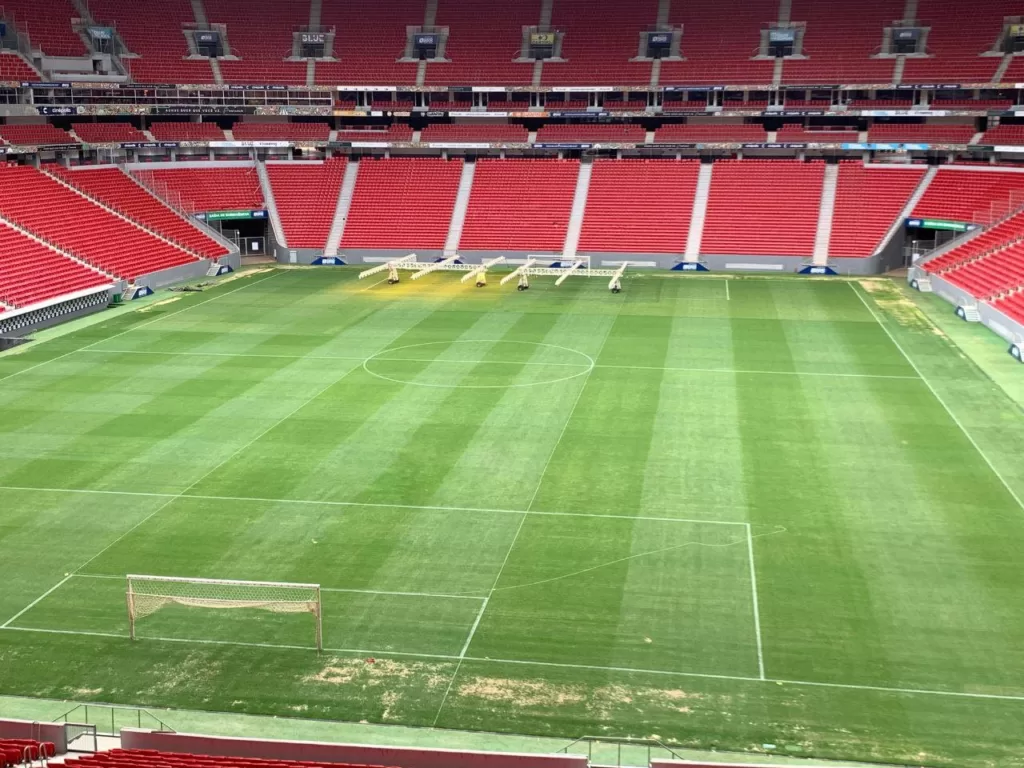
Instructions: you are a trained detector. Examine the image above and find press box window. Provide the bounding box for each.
[301,32,326,58]
[646,32,672,58]
[768,29,795,57]
[530,32,556,60]
[413,33,438,60]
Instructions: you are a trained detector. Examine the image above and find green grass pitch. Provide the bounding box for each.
[2,268,1024,768]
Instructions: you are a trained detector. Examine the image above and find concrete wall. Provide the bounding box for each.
[136,259,214,289]
[918,271,1024,344]
[121,730,588,768]
[0,718,68,753]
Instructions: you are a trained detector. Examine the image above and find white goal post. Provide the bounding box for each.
[126,575,323,650]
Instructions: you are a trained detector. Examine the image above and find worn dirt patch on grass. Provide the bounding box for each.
[305,657,451,689]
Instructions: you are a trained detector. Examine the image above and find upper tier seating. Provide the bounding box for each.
[776,126,860,143]
[138,167,264,213]
[335,125,414,142]
[782,0,901,83]
[0,0,84,56]
[460,158,579,250]
[0,52,39,82]
[659,0,776,85]
[0,221,110,308]
[267,158,347,248]
[0,124,77,145]
[316,0,421,85]
[64,749,393,768]
[867,123,976,144]
[535,123,646,142]
[660,99,712,112]
[981,124,1024,146]
[232,122,332,141]
[912,168,1024,222]
[342,157,462,249]
[205,0,308,85]
[419,124,529,143]
[606,100,650,111]
[541,0,656,86]
[930,98,1013,109]
[654,124,767,142]
[848,98,915,109]
[90,0,215,83]
[51,167,228,259]
[426,0,538,85]
[701,159,825,256]
[579,159,700,253]
[0,165,199,280]
[71,123,150,143]
[829,163,926,257]
[900,0,1012,83]
[149,122,227,142]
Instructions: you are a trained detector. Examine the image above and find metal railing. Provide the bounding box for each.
[558,736,690,767]
[53,703,175,737]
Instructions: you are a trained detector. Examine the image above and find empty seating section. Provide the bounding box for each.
[607,99,649,111]
[64,749,394,768]
[981,124,1024,146]
[829,163,925,257]
[848,98,914,108]
[150,122,227,141]
[267,159,346,248]
[943,245,1024,297]
[419,124,529,142]
[71,123,149,143]
[867,123,976,143]
[660,0,776,85]
[0,739,56,765]
[701,160,824,256]
[52,167,228,258]
[900,0,1011,83]
[90,0,214,83]
[542,0,655,85]
[654,123,766,142]
[776,126,859,143]
[206,0,308,84]
[139,167,264,213]
[232,122,332,141]
[924,211,1024,273]
[316,0,422,85]
[342,158,462,249]
[993,290,1024,323]
[0,221,110,307]
[783,0,901,83]
[0,124,77,145]
[427,0,538,85]
[0,0,84,55]
[0,53,38,81]
[0,166,199,280]
[536,123,646,142]
[461,158,579,250]
[579,159,699,253]
[336,125,413,142]
[913,169,1024,222]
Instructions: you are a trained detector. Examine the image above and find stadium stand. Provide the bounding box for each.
[204,0,307,85]
[776,125,860,143]
[0,52,39,81]
[0,0,84,56]
[315,0,421,85]
[63,750,393,768]
[701,159,825,256]
[70,122,149,143]
[659,0,777,85]
[606,99,650,111]
[0,124,77,145]
[848,98,915,108]
[994,291,1024,323]
[136,167,264,213]
[460,158,579,250]
[267,158,347,248]
[427,0,539,85]
[866,123,977,143]
[923,211,1024,274]
[981,124,1024,146]
[579,159,700,253]
[341,157,462,249]
[232,122,332,142]
[782,0,901,84]
[660,99,712,112]
[912,168,1024,222]
[900,0,1011,83]
[0,739,56,764]
[50,166,229,259]
[0,165,200,280]
[149,122,227,142]
[541,0,656,86]
[942,244,1024,298]
[535,123,646,142]
[654,123,767,142]
[930,98,1013,109]
[829,163,926,257]
[0,222,110,308]
[419,124,529,143]
[335,125,414,142]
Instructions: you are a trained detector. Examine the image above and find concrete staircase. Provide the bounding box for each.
[812,163,839,265]
[684,162,713,261]
[256,162,287,250]
[875,165,937,258]
[562,160,594,260]
[444,160,476,255]
[324,159,360,257]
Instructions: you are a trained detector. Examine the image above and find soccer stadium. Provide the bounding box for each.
[2,2,1024,768]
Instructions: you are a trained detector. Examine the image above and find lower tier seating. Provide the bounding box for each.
[65,749,392,768]
[913,168,1024,223]
[993,291,1024,324]
[0,222,110,308]
[941,244,1024,298]
[267,158,347,249]
[829,163,926,257]
[138,167,265,214]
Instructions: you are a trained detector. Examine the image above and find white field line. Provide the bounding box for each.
[850,282,1024,514]
[3,625,1024,704]
[725,280,730,301]
[746,523,765,680]
[0,271,284,386]
[459,597,490,658]
[72,348,919,381]
[0,485,748,527]
[357,277,388,292]
[0,575,73,629]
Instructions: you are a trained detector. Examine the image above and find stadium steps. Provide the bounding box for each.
[684,162,713,260]
[305,59,315,87]
[324,159,360,257]
[993,53,1013,83]
[892,54,906,84]
[256,161,287,249]
[444,159,476,254]
[812,163,839,265]
[562,159,594,260]
[876,165,938,258]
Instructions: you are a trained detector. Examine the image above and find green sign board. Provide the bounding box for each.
[197,209,268,222]
[905,218,978,232]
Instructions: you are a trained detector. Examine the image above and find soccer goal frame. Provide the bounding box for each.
[126,575,323,651]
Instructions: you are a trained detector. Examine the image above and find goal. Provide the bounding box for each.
[125,575,323,650]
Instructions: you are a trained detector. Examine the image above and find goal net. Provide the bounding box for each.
[126,575,323,650]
